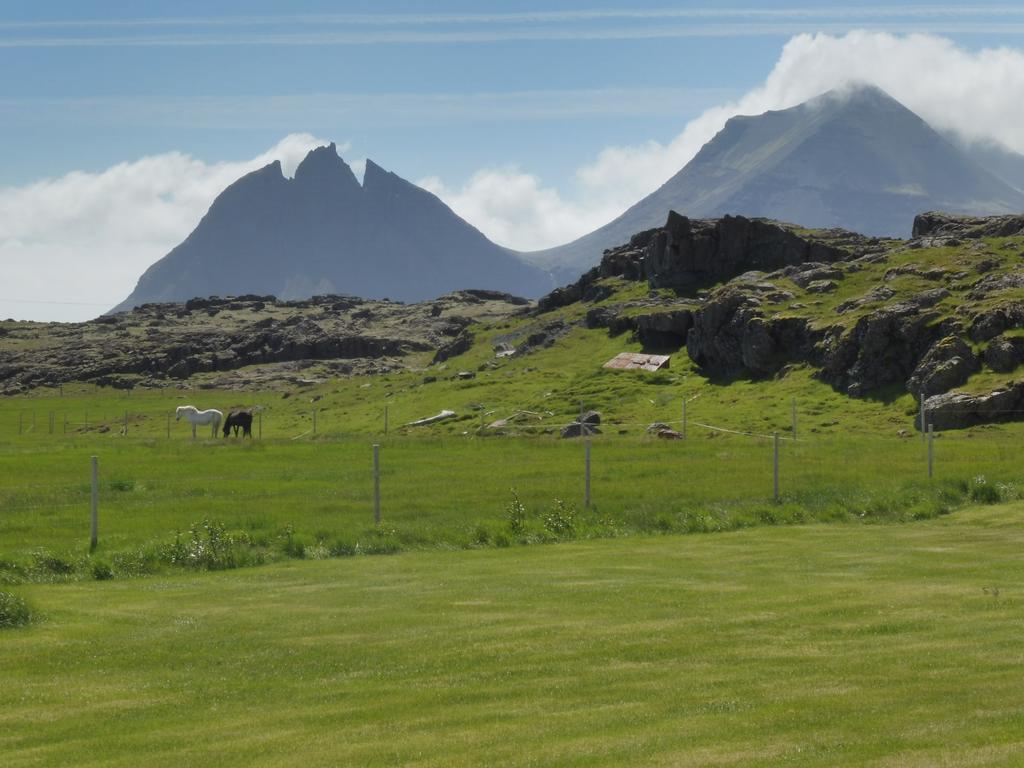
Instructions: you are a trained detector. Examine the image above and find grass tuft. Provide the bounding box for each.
[0,590,31,628]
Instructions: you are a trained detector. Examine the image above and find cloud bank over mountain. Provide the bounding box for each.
[426,32,1024,251]
[0,134,325,322]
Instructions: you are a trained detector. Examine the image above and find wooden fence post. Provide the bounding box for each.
[90,456,99,550]
[584,439,592,508]
[928,424,935,479]
[773,432,780,503]
[373,443,381,524]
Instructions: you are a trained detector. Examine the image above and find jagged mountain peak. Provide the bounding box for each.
[362,158,400,189]
[112,147,552,312]
[293,142,361,194]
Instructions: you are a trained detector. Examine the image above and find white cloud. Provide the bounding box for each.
[0,133,327,322]
[427,31,1024,252]
[420,168,625,253]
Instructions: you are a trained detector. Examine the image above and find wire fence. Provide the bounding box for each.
[1,407,1021,558]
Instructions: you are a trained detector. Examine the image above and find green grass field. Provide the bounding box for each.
[1,374,1022,578]
[5,504,1024,766]
[4,317,1024,765]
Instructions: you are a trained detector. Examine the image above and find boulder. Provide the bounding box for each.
[984,336,1024,373]
[635,310,693,350]
[969,272,1024,301]
[923,383,1024,430]
[561,410,602,439]
[561,422,601,438]
[835,286,896,314]
[805,280,839,294]
[784,263,844,288]
[969,304,1024,342]
[906,336,979,398]
[433,330,474,363]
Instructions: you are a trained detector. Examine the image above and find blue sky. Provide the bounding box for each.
[3,2,1024,320]
[4,1,1024,185]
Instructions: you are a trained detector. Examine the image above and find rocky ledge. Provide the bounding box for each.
[0,290,530,392]
[538,210,1024,429]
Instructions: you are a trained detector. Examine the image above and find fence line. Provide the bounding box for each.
[2,430,1020,554]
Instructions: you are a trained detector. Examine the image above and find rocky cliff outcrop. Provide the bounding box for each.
[685,279,816,378]
[912,212,1024,240]
[537,210,1024,429]
[644,213,852,289]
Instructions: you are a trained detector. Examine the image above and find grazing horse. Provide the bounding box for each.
[223,409,253,438]
[175,405,223,439]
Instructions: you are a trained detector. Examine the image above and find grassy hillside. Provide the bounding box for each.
[3,249,1024,578]
[5,506,1024,766]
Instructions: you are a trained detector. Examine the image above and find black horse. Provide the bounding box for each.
[223,409,253,438]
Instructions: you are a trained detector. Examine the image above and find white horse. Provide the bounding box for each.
[175,405,223,439]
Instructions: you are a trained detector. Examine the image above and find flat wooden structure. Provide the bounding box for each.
[602,352,670,371]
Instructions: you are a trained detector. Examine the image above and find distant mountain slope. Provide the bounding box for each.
[113,144,552,313]
[530,85,1024,281]
[951,135,1024,194]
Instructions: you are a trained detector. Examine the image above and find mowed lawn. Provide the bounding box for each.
[4,505,1024,767]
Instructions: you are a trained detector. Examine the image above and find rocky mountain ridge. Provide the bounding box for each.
[113,143,552,313]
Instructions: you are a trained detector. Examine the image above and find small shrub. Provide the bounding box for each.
[90,560,114,581]
[303,543,330,560]
[278,524,306,559]
[30,549,76,577]
[112,548,158,577]
[363,539,401,555]
[996,482,1018,501]
[493,532,511,548]
[163,520,243,570]
[543,498,577,538]
[970,476,1001,504]
[472,525,491,546]
[756,506,780,525]
[0,591,31,628]
[329,539,359,557]
[653,513,675,532]
[506,489,527,536]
